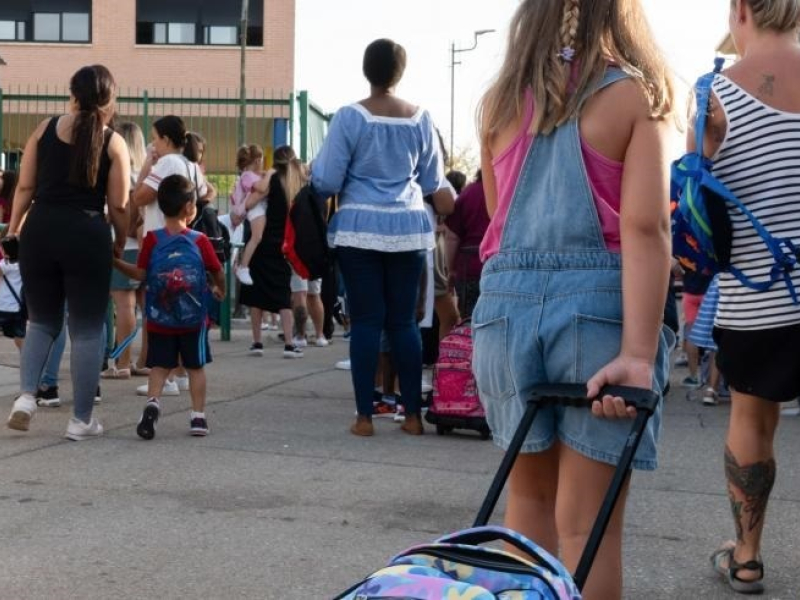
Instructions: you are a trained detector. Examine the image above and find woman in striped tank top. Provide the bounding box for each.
[700,1,800,594]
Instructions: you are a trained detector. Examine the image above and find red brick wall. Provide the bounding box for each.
[0,0,294,95]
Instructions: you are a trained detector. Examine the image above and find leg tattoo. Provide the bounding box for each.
[293,305,308,338]
[724,445,776,537]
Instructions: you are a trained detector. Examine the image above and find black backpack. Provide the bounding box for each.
[192,201,232,264]
[282,183,331,280]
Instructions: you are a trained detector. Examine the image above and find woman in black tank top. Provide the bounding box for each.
[4,65,130,441]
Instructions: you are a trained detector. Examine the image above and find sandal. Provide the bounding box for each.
[100,366,131,380]
[131,365,151,377]
[710,542,764,595]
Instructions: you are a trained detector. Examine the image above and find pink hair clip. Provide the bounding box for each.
[559,47,575,62]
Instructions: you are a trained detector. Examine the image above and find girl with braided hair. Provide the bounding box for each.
[473,1,675,597]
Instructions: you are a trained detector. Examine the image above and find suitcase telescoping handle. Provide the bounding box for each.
[473,383,660,592]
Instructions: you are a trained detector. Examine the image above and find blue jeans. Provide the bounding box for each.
[40,324,67,388]
[336,247,426,417]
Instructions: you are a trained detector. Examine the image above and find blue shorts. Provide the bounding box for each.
[146,328,211,370]
[472,256,673,471]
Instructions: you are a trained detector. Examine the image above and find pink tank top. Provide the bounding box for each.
[480,90,622,261]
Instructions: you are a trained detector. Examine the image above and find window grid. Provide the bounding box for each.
[0,9,91,43]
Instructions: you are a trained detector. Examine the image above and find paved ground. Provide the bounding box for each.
[0,323,797,599]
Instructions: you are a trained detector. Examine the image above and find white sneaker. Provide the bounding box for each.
[7,394,37,431]
[137,379,180,397]
[315,337,330,348]
[292,336,308,348]
[65,417,103,441]
[236,266,254,285]
[174,376,190,391]
[781,398,800,417]
[335,359,351,371]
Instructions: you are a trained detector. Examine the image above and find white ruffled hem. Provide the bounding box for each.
[329,231,435,252]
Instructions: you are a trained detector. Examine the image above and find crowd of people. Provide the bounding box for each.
[0,0,799,597]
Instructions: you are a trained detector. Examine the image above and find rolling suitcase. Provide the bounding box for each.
[425,320,492,440]
[335,383,660,598]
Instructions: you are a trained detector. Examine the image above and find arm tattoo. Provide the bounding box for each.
[724,445,776,535]
[758,74,775,97]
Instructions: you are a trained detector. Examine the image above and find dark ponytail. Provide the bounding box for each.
[68,65,115,187]
[153,115,188,153]
[184,131,203,163]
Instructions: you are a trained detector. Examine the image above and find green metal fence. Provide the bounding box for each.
[0,86,330,209]
[0,86,331,340]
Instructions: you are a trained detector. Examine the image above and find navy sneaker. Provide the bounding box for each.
[190,416,209,436]
[136,400,160,440]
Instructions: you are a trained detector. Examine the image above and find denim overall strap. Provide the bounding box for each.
[497,67,631,258]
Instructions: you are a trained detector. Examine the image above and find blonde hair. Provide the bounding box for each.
[236,144,263,172]
[739,0,800,32]
[273,145,307,204]
[116,121,146,173]
[480,0,675,138]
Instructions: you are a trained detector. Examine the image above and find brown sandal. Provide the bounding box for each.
[350,416,374,437]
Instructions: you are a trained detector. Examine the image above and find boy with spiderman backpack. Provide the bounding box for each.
[114,174,225,439]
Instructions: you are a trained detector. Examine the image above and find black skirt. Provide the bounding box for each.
[239,243,291,313]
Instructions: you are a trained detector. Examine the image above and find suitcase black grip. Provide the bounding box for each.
[530,383,659,415]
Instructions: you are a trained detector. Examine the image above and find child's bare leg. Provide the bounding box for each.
[240,216,265,268]
[14,338,23,351]
[708,351,721,391]
[187,368,206,413]
[147,367,171,398]
[250,307,263,344]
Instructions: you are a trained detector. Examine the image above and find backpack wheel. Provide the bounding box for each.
[436,424,450,436]
[479,427,492,441]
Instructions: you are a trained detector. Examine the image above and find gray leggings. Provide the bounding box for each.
[19,205,112,423]
[21,315,105,423]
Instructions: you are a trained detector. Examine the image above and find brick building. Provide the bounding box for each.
[0,0,310,177]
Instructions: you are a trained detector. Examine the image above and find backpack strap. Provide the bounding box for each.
[152,228,168,244]
[693,57,726,156]
[692,57,800,303]
[2,274,22,309]
[184,229,201,243]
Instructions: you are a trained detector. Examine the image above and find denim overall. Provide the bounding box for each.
[472,68,673,470]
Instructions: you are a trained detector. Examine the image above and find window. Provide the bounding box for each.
[136,0,263,47]
[62,12,90,42]
[0,2,91,43]
[33,13,60,41]
[204,26,237,46]
[168,22,195,44]
[0,19,27,42]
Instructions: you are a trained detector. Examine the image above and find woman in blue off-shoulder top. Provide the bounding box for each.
[311,38,453,437]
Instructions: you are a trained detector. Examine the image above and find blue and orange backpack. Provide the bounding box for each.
[671,57,799,302]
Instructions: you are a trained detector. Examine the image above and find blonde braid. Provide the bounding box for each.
[558,0,580,62]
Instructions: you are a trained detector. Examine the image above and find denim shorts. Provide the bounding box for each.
[472,257,672,471]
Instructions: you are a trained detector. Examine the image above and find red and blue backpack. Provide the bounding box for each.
[671,57,799,302]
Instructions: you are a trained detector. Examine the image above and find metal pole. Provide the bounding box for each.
[448,30,495,171]
[238,0,249,147]
[449,42,455,169]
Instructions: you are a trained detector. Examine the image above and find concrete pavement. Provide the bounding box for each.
[0,324,797,599]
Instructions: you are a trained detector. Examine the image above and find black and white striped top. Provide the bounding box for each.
[711,75,800,331]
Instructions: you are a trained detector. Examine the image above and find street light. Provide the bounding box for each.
[449,29,495,168]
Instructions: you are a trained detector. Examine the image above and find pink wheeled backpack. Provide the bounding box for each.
[425,320,491,439]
